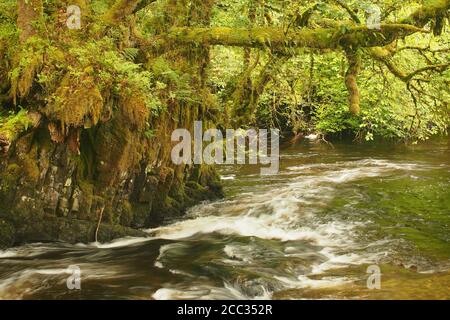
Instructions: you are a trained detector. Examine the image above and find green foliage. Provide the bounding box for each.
[151,57,201,104]
[0,0,18,41]
[0,109,33,139]
[1,0,449,143]
[205,0,449,142]
[91,0,115,15]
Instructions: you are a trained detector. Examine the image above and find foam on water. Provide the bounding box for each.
[220,174,236,180]
[1,156,439,299]
[148,159,416,245]
[149,159,423,298]
[154,243,189,269]
[274,275,352,290]
[88,236,153,249]
[0,263,124,299]
[153,282,272,300]
[0,244,60,258]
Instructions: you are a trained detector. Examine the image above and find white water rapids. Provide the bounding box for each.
[1,142,449,300]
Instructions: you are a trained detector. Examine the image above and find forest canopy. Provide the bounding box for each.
[0,0,449,150]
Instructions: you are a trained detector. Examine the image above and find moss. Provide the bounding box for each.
[102,202,115,224]
[17,0,43,43]
[9,38,46,102]
[94,112,146,188]
[0,164,21,191]
[44,74,104,132]
[132,203,152,228]
[76,179,95,220]
[10,132,40,183]
[20,146,40,183]
[164,0,448,51]
[118,89,150,131]
[344,48,361,115]
[165,26,337,49]
[119,200,133,227]
[94,221,148,243]
[77,128,96,178]
[33,127,53,151]
[10,211,148,246]
[402,0,450,27]
[17,56,42,99]
[0,219,15,249]
[0,0,226,246]
[0,110,41,154]
[102,0,143,24]
[184,181,208,202]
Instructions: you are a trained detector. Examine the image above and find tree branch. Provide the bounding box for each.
[331,0,361,24]
[404,63,450,82]
[401,0,450,27]
[157,0,449,50]
[163,24,427,50]
[103,0,156,24]
[369,47,450,82]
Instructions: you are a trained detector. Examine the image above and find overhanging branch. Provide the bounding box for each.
[369,47,450,82]
[103,0,156,24]
[156,0,449,50]
[163,24,427,50]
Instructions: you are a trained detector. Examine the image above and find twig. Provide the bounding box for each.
[95,206,105,243]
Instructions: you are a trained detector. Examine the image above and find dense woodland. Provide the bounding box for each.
[0,0,449,247]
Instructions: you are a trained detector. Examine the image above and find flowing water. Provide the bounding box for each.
[1,139,449,300]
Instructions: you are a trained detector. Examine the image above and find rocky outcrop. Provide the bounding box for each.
[0,113,222,248]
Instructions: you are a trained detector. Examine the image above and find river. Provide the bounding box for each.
[0,139,449,299]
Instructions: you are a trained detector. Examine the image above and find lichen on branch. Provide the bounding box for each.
[162,23,428,50]
[103,0,156,24]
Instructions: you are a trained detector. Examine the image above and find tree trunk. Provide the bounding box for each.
[17,0,43,43]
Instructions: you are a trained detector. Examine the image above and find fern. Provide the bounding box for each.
[122,48,139,61]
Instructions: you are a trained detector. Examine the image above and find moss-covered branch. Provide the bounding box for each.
[331,0,361,24]
[369,47,408,80]
[164,24,427,50]
[370,47,450,83]
[103,0,156,24]
[401,0,450,27]
[160,0,449,50]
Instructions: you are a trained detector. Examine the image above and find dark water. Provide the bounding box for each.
[1,139,449,299]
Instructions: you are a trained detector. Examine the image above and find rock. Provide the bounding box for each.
[58,197,69,217]
[71,197,80,212]
[305,133,319,140]
[64,177,72,187]
[45,189,60,213]
[0,219,15,249]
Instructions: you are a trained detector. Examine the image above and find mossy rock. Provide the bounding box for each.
[0,219,15,249]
